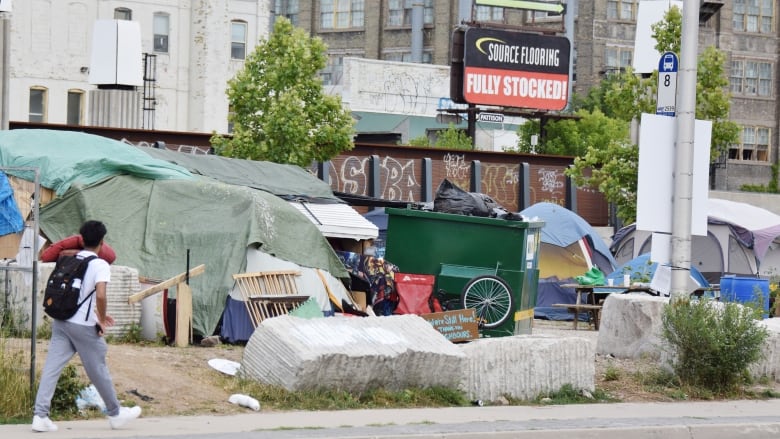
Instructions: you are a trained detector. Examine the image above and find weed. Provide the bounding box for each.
[661,297,769,394]
[0,338,32,421]
[533,384,617,404]
[226,377,469,411]
[49,364,88,418]
[603,364,621,381]
[119,322,143,344]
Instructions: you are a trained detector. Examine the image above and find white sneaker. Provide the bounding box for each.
[31,415,58,432]
[108,406,141,429]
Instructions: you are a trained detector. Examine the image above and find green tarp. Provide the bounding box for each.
[0,129,348,336]
[141,147,337,201]
[0,129,193,195]
[39,175,347,336]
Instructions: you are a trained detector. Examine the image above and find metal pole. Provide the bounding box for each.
[410,2,423,63]
[1,14,9,130]
[669,0,700,299]
[30,169,40,397]
[564,0,576,111]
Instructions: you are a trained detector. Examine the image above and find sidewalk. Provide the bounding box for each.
[5,399,780,439]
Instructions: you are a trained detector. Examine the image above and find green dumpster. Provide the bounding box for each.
[385,207,543,337]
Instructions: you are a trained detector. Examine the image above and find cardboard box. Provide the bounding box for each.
[350,290,367,311]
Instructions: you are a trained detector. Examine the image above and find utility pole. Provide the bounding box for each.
[669,0,700,298]
[1,11,9,130]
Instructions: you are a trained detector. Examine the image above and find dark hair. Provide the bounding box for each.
[79,220,107,248]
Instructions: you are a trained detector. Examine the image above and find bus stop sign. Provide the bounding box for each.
[656,52,678,117]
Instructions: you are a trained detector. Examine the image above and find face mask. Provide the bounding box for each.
[364,246,376,256]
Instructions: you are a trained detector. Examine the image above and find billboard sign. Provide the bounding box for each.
[463,28,570,111]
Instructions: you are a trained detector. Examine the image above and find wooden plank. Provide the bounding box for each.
[175,283,193,347]
[128,264,205,304]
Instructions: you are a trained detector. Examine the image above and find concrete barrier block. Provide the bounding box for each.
[459,335,595,401]
[241,315,465,393]
[597,294,668,359]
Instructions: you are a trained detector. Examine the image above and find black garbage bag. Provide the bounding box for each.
[433,179,500,217]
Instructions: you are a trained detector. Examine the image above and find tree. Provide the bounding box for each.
[407,124,473,150]
[651,7,739,161]
[210,18,354,167]
[515,109,630,158]
[550,6,737,223]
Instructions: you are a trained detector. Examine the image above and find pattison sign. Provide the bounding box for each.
[463,28,570,111]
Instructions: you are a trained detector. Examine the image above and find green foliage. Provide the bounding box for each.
[742,162,780,193]
[567,135,638,222]
[228,377,469,410]
[434,124,473,150]
[558,7,738,224]
[603,364,621,382]
[50,364,88,417]
[211,17,355,167]
[0,339,32,421]
[661,298,769,394]
[1,305,32,338]
[650,5,682,54]
[407,134,430,147]
[533,384,617,404]
[119,322,143,344]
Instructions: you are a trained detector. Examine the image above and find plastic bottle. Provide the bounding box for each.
[228,393,260,411]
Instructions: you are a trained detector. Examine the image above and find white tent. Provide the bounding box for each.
[611,198,780,283]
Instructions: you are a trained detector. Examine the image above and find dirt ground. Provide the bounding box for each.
[22,319,780,418]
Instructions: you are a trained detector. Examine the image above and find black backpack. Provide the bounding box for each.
[43,255,98,320]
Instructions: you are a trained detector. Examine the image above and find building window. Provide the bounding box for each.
[730,126,771,162]
[227,105,235,134]
[29,87,47,123]
[320,0,365,29]
[730,59,772,97]
[475,6,504,22]
[605,46,632,70]
[67,90,84,125]
[606,0,636,21]
[154,13,169,53]
[383,50,432,64]
[387,0,433,27]
[733,0,774,33]
[114,7,132,20]
[231,21,247,60]
[275,0,300,26]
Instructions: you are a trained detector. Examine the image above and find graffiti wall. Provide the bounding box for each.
[343,58,451,116]
[327,144,609,225]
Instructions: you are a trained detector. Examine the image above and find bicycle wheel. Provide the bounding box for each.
[460,275,514,329]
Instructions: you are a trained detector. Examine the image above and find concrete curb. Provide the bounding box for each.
[4,400,780,439]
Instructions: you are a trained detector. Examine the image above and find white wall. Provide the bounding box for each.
[7,0,270,133]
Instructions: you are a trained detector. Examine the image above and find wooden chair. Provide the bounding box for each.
[232,270,309,328]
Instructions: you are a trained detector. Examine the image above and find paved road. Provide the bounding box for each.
[5,399,780,438]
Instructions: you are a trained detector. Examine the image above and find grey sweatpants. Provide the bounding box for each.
[33,319,121,417]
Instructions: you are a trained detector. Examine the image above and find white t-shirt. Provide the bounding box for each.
[66,250,111,326]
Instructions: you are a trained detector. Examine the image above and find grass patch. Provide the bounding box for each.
[530,384,618,405]
[225,377,470,411]
[0,338,32,422]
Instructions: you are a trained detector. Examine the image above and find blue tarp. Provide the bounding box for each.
[0,172,23,236]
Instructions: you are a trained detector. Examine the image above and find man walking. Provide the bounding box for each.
[32,220,141,432]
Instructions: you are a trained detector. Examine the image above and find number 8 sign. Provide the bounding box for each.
[656,51,678,117]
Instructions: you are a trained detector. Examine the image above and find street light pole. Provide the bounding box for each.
[669,0,700,298]
[1,13,9,130]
